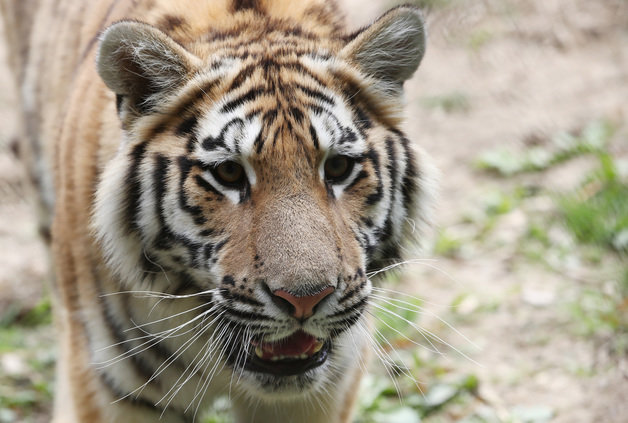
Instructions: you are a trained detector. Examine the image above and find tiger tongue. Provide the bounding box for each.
[258,331,317,357]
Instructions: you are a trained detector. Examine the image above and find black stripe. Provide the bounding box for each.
[345,170,369,191]
[338,286,360,304]
[229,63,258,91]
[253,130,265,154]
[330,296,368,318]
[353,106,372,137]
[231,0,262,12]
[288,106,304,124]
[220,287,264,307]
[339,127,358,145]
[365,149,383,206]
[195,174,222,197]
[399,134,419,209]
[97,372,191,422]
[309,123,320,149]
[171,271,212,296]
[175,157,206,224]
[125,143,148,232]
[221,87,266,113]
[380,137,398,246]
[201,117,244,152]
[295,84,335,105]
[116,94,124,114]
[220,306,275,322]
[97,291,159,384]
[153,154,171,228]
[176,115,198,137]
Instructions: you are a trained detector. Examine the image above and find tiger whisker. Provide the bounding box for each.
[96,307,215,369]
[370,323,427,396]
[127,316,218,405]
[370,292,480,350]
[366,258,439,278]
[124,301,213,332]
[158,320,228,414]
[366,307,442,355]
[369,302,482,367]
[355,321,404,399]
[371,286,456,308]
[190,327,239,420]
[181,323,232,414]
[100,287,218,300]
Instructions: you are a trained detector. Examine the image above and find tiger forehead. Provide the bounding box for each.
[148,0,346,49]
[193,85,363,163]
[186,55,365,161]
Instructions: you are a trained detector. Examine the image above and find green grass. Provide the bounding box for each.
[474,118,628,359]
[421,91,471,114]
[559,154,628,253]
[0,299,55,423]
[568,269,628,356]
[475,121,613,176]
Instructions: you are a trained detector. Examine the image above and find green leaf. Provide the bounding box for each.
[511,405,554,422]
[370,407,421,423]
[423,383,458,408]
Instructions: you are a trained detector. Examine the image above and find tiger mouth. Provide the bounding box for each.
[243,330,331,376]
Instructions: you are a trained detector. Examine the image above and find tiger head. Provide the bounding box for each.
[93,4,433,400]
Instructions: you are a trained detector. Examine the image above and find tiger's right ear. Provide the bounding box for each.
[340,6,426,97]
[97,21,201,114]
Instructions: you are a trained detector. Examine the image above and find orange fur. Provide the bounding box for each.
[3,1,431,421]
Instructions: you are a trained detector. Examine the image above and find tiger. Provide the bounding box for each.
[1,0,435,422]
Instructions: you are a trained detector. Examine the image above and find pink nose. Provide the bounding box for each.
[273,286,335,319]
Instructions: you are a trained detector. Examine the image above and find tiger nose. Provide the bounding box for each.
[272,287,335,320]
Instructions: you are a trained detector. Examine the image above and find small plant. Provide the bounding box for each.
[433,229,463,257]
[559,154,628,253]
[568,270,628,356]
[421,91,471,114]
[475,121,614,176]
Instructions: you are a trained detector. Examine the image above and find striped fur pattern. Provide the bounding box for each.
[2,0,434,422]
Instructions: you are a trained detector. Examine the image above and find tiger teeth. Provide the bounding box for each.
[256,353,312,361]
[312,341,324,354]
[255,346,264,358]
[252,339,325,361]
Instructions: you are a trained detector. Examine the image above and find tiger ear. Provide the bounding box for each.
[97,21,200,114]
[340,6,426,96]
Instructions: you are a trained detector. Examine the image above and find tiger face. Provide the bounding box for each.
[93,4,431,406]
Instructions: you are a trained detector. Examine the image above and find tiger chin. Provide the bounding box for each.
[4,0,436,422]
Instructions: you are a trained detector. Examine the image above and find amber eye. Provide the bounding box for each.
[324,155,354,183]
[212,161,245,187]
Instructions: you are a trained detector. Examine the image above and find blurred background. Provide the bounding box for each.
[0,0,626,422]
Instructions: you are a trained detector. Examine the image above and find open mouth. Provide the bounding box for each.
[243,330,331,377]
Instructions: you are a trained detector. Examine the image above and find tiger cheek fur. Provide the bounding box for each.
[6,0,435,422]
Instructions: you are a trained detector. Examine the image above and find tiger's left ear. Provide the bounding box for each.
[97,21,201,115]
[340,6,426,96]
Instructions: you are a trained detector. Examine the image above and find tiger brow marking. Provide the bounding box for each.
[158,14,186,32]
[142,79,222,140]
[228,63,259,91]
[294,83,335,105]
[220,86,268,113]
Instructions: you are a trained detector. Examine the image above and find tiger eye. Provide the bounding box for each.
[215,161,245,186]
[324,155,353,182]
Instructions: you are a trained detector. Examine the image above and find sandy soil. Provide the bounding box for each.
[1,0,627,422]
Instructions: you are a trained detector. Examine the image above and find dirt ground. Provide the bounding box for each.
[1,0,627,422]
